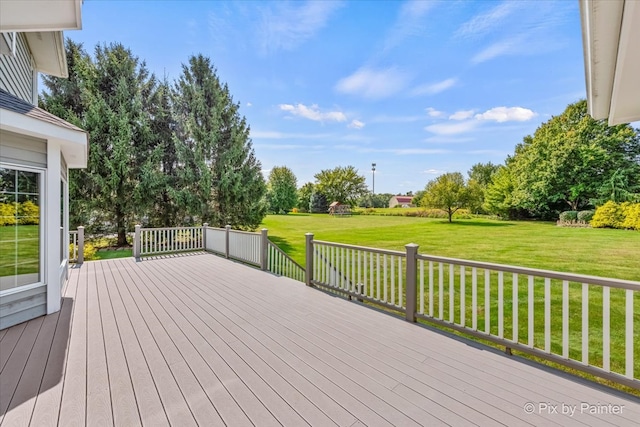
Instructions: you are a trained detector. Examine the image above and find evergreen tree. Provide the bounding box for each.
[309,191,329,213]
[174,55,266,229]
[83,43,161,245]
[267,166,298,214]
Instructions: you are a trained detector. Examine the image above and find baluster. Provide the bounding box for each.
[383,254,387,302]
[419,260,424,315]
[376,253,381,299]
[485,270,490,333]
[439,263,444,320]
[498,271,504,338]
[545,278,551,353]
[626,288,634,378]
[581,283,588,364]
[528,276,534,347]
[398,257,403,308]
[513,273,518,343]
[460,266,465,327]
[369,252,374,298]
[449,264,454,323]
[472,267,477,329]
[562,280,569,358]
[603,286,610,371]
[391,255,395,305]
[429,261,434,317]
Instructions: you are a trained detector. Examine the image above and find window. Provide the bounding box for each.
[0,166,42,291]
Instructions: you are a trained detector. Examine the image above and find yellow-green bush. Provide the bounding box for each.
[621,203,640,230]
[0,203,17,226]
[69,242,98,261]
[18,200,39,225]
[591,201,640,230]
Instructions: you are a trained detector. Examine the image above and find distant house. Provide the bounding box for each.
[389,195,414,208]
[1,1,87,329]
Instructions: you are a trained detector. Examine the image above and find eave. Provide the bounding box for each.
[0,0,82,32]
[580,0,640,125]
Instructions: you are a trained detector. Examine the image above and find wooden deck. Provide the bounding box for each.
[1,253,639,426]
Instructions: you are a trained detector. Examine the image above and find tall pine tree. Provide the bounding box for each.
[174,55,266,229]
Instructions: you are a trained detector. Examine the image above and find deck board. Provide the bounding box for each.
[1,253,639,426]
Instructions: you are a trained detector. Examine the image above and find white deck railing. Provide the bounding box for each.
[133,224,306,283]
[68,227,84,264]
[305,233,640,390]
[137,226,203,256]
[268,241,305,282]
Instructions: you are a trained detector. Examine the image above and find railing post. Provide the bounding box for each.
[134,224,141,261]
[77,226,84,265]
[405,243,419,323]
[305,233,314,287]
[202,223,208,251]
[225,224,231,259]
[260,228,268,271]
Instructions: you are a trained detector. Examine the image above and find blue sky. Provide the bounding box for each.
[67,0,589,194]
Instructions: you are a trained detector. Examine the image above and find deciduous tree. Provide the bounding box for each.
[419,172,472,222]
[314,166,367,206]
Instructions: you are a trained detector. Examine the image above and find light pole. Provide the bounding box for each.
[371,163,376,207]
[371,163,376,195]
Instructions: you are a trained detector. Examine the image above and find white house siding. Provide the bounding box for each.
[0,33,34,104]
[0,130,48,329]
[0,129,47,168]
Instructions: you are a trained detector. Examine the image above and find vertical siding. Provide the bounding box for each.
[0,33,34,104]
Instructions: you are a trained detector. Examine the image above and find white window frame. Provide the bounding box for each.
[0,162,46,296]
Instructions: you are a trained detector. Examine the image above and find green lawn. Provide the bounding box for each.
[262,214,640,393]
[261,213,640,280]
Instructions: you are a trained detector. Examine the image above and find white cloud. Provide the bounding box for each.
[426,107,444,118]
[449,110,475,120]
[422,169,446,175]
[335,67,410,99]
[475,106,536,122]
[258,1,342,54]
[456,2,516,39]
[471,38,521,64]
[425,120,479,135]
[382,0,437,53]
[279,103,347,122]
[246,102,253,107]
[348,119,365,129]
[411,78,457,96]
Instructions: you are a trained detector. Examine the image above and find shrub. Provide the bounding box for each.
[559,211,578,222]
[0,203,17,226]
[577,210,594,223]
[591,201,625,228]
[69,242,98,261]
[621,203,640,230]
[18,201,40,225]
[291,208,299,214]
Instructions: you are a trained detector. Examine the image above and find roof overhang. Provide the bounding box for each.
[25,31,68,77]
[0,108,88,168]
[580,0,640,125]
[0,0,82,32]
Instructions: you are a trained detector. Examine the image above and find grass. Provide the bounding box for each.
[0,225,39,278]
[93,248,132,260]
[261,213,640,394]
[261,214,639,280]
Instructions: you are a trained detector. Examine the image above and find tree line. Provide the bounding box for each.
[415,101,640,222]
[41,41,266,245]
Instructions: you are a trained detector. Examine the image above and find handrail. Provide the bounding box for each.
[305,235,640,390]
[416,253,640,291]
